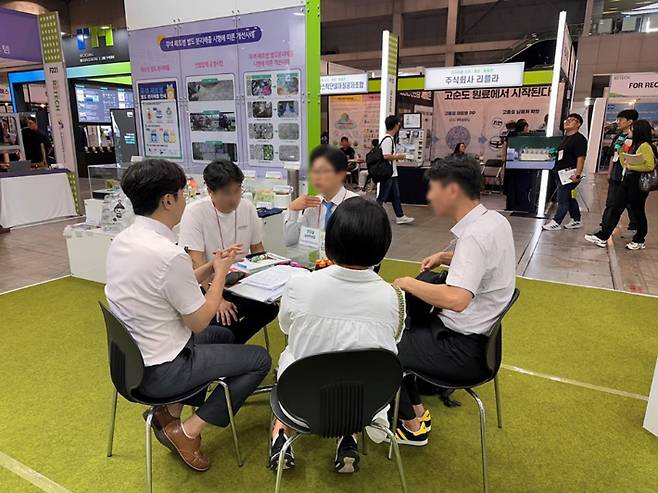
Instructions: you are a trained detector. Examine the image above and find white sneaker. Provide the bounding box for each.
[365,416,389,444]
[542,220,562,231]
[620,229,637,239]
[396,216,415,225]
[564,220,583,229]
[584,234,607,248]
[625,242,646,250]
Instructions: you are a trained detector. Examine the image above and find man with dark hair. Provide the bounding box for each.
[21,116,51,164]
[106,159,271,471]
[543,113,588,230]
[179,159,278,344]
[376,115,414,224]
[391,155,515,446]
[591,109,638,238]
[339,136,355,160]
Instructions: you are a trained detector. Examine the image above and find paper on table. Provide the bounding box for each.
[240,265,304,290]
[622,152,646,166]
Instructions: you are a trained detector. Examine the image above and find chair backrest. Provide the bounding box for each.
[99,302,145,403]
[484,288,520,373]
[276,349,402,438]
[484,159,505,168]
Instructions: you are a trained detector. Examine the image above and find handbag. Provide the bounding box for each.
[639,156,658,192]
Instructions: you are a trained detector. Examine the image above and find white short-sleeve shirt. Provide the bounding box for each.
[179,197,263,261]
[379,134,398,177]
[105,216,206,366]
[284,187,359,246]
[440,204,516,335]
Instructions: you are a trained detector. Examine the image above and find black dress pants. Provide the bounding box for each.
[396,316,489,421]
[218,293,279,345]
[139,326,271,427]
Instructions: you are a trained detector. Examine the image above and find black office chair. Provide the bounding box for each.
[270,349,408,493]
[391,288,520,493]
[100,302,242,493]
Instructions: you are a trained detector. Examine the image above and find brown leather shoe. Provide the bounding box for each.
[163,421,210,472]
[144,406,179,452]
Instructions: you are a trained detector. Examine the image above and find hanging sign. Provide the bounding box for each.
[320,73,368,95]
[425,62,525,90]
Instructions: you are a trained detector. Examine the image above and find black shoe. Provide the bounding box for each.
[335,435,359,473]
[269,430,295,470]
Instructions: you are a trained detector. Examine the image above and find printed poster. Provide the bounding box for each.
[187,74,238,163]
[244,69,301,167]
[328,94,380,157]
[138,80,182,160]
[432,86,551,161]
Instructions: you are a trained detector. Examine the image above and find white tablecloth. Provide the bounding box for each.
[0,171,77,227]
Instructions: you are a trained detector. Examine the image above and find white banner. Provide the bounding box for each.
[610,72,658,98]
[431,86,551,161]
[39,12,77,171]
[320,73,368,95]
[379,30,398,138]
[425,62,525,91]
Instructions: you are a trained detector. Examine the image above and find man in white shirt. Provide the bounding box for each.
[105,159,271,471]
[179,160,278,344]
[284,145,358,246]
[376,115,414,225]
[392,155,516,446]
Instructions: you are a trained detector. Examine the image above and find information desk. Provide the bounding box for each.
[0,168,77,228]
[397,165,429,205]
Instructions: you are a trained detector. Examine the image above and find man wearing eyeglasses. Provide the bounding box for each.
[179,159,278,344]
[542,113,587,231]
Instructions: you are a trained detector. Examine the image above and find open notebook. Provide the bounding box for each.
[226,265,307,303]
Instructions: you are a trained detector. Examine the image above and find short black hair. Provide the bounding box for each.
[325,197,391,267]
[310,144,348,172]
[385,115,401,131]
[340,136,349,142]
[428,155,481,200]
[371,138,379,147]
[514,119,529,133]
[120,159,186,216]
[567,113,583,126]
[27,116,37,123]
[203,159,244,192]
[617,109,639,121]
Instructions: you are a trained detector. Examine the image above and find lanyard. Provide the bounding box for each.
[214,208,237,251]
[317,188,348,229]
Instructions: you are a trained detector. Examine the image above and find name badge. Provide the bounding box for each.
[612,151,619,163]
[557,149,564,161]
[299,226,322,248]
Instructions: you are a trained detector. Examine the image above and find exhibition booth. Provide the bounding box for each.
[0,8,78,228]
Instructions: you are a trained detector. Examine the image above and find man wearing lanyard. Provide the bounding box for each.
[542,113,587,231]
[285,145,359,246]
[391,157,515,446]
[105,159,271,471]
[179,160,278,344]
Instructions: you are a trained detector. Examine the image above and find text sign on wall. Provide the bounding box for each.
[425,62,525,90]
[320,73,368,95]
[610,72,658,97]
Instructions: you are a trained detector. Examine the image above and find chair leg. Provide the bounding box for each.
[361,429,368,455]
[370,423,408,493]
[493,375,503,429]
[274,433,304,493]
[465,388,489,493]
[144,407,155,493]
[262,325,271,355]
[218,380,243,467]
[106,389,118,457]
[388,388,401,460]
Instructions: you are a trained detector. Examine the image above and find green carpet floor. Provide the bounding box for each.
[1,260,657,492]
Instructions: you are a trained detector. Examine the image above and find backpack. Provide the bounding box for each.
[366,135,394,183]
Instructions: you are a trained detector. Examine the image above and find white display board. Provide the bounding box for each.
[425,62,525,91]
[610,72,658,98]
[320,73,368,95]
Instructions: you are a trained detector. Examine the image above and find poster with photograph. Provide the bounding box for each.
[187,74,238,163]
[137,80,183,160]
[244,69,301,166]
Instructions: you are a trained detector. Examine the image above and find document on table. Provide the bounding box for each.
[558,168,576,185]
[226,265,306,303]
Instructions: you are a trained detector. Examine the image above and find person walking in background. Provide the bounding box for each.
[591,109,638,238]
[586,120,656,250]
[377,115,414,225]
[543,114,588,231]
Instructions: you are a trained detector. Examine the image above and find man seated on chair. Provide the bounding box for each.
[105,159,271,471]
[270,197,406,474]
[179,159,278,343]
[284,144,358,246]
[392,155,515,446]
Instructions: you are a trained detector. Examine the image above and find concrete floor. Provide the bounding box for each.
[1,174,657,296]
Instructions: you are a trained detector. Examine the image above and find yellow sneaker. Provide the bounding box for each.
[418,409,432,432]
